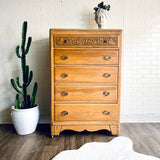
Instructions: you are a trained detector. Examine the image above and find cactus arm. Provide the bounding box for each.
[16,46,22,58]
[21,53,26,82]
[16,77,22,88]
[26,95,31,108]
[11,79,22,94]
[30,82,38,107]
[25,37,32,54]
[31,99,35,108]
[15,94,20,109]
[25,65,29,83]
[26,71,33,87]
[22,84,27,108]
[21,46,25,54]
[22,21,27,47]
[21,101,25,109]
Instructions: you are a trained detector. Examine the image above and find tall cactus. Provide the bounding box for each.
[11,21,38,109]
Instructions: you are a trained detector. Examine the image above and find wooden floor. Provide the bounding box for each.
[0,123,159,160]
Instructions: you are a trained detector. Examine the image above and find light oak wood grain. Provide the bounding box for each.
[54,35,119,48]
[55,67,118,83]
[55,104,118,121]
[50,29,55,128]
[50,29,122,137]
[50,29,122,35]
[55,85,117,102]
[54,50,118,65]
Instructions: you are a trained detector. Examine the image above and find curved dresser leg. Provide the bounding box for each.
[54,126,62,136]
[110,125,119,135]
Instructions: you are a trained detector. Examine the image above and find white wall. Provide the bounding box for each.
[0,0,160,123]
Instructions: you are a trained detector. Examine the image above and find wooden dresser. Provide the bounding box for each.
[50,29,122,137]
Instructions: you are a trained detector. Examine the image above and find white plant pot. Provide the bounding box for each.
[11,105,39,135]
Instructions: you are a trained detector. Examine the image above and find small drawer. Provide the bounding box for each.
[55,67,118,83]
[55,104,118,121]
[55,85,117,102]
[53,35,119,48]
[54,50,118,65]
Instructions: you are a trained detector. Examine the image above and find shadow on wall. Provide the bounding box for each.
[29,38,51,123]
[81,8,96,29]
[0,38,51,123]
[0,42,21,123]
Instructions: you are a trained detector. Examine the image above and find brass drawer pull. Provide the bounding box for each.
[103,73,111,78]
[103,56,111,60]
[61,73,68,78]
[61,111,68,116]
[103,110,110,115]
[61,91,68,96]
[103,91,110,96]
[61,55,68,60]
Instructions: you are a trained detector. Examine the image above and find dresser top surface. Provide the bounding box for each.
[50,29,122,35]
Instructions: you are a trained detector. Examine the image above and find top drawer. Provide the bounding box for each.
[53,35,119,48]
[54,50,118,65]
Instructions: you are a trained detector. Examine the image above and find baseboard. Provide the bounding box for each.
[0,113,160,124]
[121,113,160,123]
[0,114,50,124]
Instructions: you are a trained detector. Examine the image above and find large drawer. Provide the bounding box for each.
[54,50,118,65]
[55,67,118,83]
[55,85,117,102]
[53,35,119,48]
[55,104,118,121]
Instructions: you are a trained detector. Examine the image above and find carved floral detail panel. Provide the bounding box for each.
[54,36,119,48]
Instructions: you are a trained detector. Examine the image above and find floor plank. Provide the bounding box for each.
[0,123,159,160]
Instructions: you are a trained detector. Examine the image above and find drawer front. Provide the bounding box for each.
[55,85,117,102]
[55,104,118,121]
[55,67,118,83]
[53,35,119,48]
[54,50,118,65]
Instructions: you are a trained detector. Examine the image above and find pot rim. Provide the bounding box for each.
[11,105,39,112]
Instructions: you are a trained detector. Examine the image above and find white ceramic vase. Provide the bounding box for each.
[95,8,109,29]
[11,105,39,135]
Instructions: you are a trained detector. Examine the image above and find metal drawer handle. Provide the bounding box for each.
[61,55,68,60]
[103,110,110,115]
[103,56,111,60]
[103,91,110,96]
[61,73,68,78]
[61,91,68,96]
[61,111,68,116]
[103,73,111,78]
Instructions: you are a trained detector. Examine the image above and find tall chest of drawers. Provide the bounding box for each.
[50,29,122,137]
